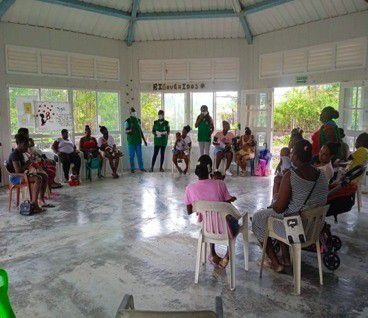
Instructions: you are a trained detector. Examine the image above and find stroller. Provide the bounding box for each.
[272,164,366,270]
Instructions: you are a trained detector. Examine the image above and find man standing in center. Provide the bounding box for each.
[124,107,147,173]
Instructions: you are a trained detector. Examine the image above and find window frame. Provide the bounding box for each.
[7,84,122,148]
[140,90,239,146]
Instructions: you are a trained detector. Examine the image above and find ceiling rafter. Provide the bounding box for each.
[32,0,298,45]
[0,0,15,18]
[231,0,253,44]
[126,0,141,46]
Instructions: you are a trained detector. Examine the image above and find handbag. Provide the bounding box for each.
[19,200,36,216]
[283,171,320,244]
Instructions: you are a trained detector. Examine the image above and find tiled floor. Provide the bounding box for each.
[0,173,367,317]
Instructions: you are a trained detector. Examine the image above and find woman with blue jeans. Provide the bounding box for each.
[124,107,147,173]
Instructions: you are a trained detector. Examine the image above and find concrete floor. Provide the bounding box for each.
[0,173,367,318]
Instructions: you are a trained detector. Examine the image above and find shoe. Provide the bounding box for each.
[131,170,135,173]
[160,168,164,172]
[150,168,154,172]
[140,169,147,172]
[225,170,232,176]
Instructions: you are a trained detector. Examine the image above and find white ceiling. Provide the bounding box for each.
[1,0,367,42]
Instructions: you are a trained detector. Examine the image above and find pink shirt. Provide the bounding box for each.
[185,179,233,206]
[185,179,237,238]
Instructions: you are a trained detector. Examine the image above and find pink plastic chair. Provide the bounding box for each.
[193,201,249,290]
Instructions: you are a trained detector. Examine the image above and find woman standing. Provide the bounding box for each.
[311,106,340,157]
[150,110,170,172]
[235,127,256,176]
[195,105,214,156]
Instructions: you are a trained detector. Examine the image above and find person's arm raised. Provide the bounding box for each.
[272,170,292,213]
[195,115,203,128]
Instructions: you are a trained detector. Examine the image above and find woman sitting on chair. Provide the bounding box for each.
[172,125,192,174]
[213,121,235,176]
[98,126,122,178]
[185,155,239,269]
[7,134,48,212]
[235,127,256,176]
[252,140,328,273]
[28,138,61,189]
[80,125,102,178]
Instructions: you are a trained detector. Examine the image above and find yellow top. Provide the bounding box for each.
[349,147,368,183]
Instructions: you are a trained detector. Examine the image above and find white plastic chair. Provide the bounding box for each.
[260,205,329,295]
[193,201,249,291]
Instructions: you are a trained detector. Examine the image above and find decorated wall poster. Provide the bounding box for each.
[35,101,72,132]
[16,96,37,128]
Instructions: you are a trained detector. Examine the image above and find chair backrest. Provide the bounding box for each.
[193,201,240,241]
[301,205,329,244]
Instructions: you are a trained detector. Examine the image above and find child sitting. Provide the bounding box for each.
[273,147,291,198]
[172,132,190,174]
[314,143,336,182]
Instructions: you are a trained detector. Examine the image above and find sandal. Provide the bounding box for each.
[42,204,56,208]
[208,255,221,267]
[218,258,229,269]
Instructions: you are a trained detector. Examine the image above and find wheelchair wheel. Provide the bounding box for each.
[326,235,342,252]
[271,239,280,254]
[323,252,340,270]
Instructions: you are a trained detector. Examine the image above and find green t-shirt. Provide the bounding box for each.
[197,116,212,142]
[125,117,142,145]
[153,119,170,147]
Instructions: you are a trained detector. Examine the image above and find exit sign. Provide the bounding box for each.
[296,76,308,84]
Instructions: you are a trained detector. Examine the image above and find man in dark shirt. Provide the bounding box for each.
[7,134,46,212]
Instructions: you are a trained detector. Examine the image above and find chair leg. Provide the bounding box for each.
[8,187,13,211]
[195,234,203,284]
[292,244,302,295]
[316,240,323,285]
[229,239,236,291]
[242,216,249,271]
[357,186,362,213]
[289,246,293,266]
[260,232,269,278]
[201,242,207,265]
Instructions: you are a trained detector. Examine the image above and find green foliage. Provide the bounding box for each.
[97,92,119,131]
[215,94,238,130]
[73,90,97,133]
[141,92,161,131]
[274,84,339,133]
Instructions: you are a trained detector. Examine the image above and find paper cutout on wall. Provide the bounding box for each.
[16,96,37,128]
[35,101,72,132]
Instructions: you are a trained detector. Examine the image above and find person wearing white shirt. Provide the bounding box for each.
[98,126,122,178]
[52,129,81,182]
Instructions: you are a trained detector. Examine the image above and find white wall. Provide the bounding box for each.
[0,10,367,176]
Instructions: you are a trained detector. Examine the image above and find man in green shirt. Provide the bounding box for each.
[124,107,147,173]
[150,110,170,172]
[195,105,214,156]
